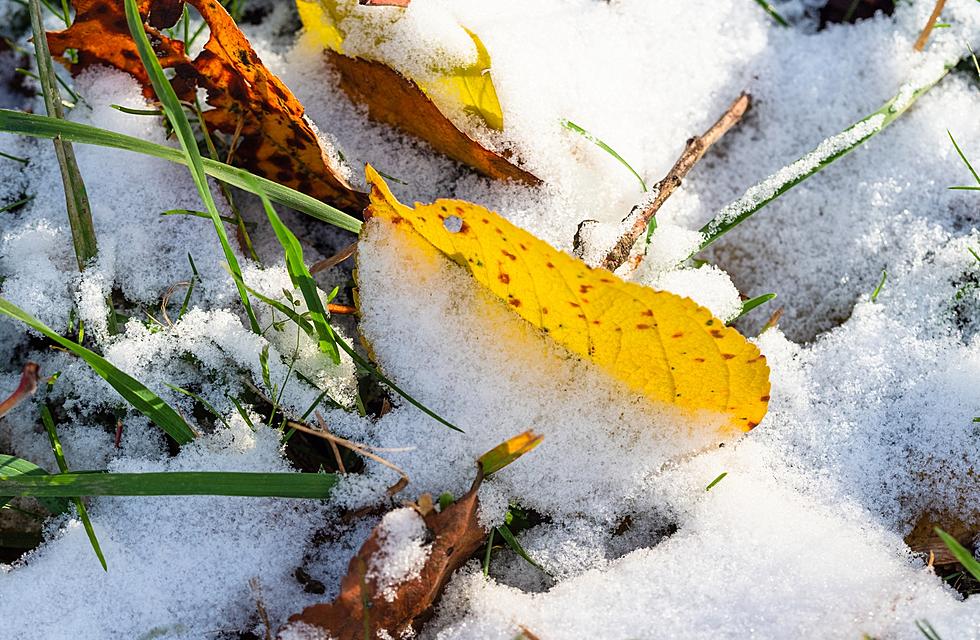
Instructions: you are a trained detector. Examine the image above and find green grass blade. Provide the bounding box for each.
[916,619,944,640]
[247,176,340,364]
[496,523,547,572]
[0,150,29,164]
[241,278,460,432]
[871,269,887,302]
[124,0,259,334]
[0,471,338,498]
[330,327,463,433]
[947,129,980,186]
[0,296,196,444]
[752,0,789,27]
[697,63,952,254]
[934,527,980,582]
[0,196,34,214]
[729,293,776,324]
[28,0,98,271]
[562,119,647,192]
[178,252,199,320]
[40,405,107,570]
[164,382,230,429]
[0,110,362,233]
[705,471,728,491]
[482,526,495,577]
[0,454,69,514]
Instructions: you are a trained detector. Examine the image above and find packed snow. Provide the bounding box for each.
[0,0,978,638]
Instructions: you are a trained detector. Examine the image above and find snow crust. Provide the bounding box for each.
[0,0,978,638]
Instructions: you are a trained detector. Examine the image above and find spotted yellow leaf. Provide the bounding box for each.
[296,0,504,130]
[362,167,771,432]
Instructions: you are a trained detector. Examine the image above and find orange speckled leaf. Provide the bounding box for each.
[47,0,367,212]
[47,0,188,100]
[362,166,770,432]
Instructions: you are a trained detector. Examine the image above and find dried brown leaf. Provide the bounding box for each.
[47,0,367,212]
[285,476,487,639]
[326,49,540,185]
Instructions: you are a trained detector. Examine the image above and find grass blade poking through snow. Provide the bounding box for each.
[935,527,980,582]
[247,176,340,364]
[562,119,647,192]
[123,0,259,334]
[752,0,790,27]
[0,110,362,233]
[0,296,196,444]
[696,62,953,254]
[0,471,338,499]
[40,404,107,570]
[28,0,98,271]
[238,275,462,432]
[947,130,980,190]
[729,293,776,324]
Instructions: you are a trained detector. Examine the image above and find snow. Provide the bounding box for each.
[368,507,433,602]
[0,0,978,638]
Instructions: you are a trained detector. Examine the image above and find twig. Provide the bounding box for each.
[310,241,358,274]
[597,92,751,272]
[913,0,946,52]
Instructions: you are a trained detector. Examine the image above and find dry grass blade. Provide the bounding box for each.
[310,241,358,274]
[597,92,750,272]
[913,0,947,52]
[284,411,409,496]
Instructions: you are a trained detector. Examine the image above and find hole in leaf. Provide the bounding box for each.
[444,215,463,233]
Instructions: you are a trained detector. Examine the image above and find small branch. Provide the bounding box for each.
[913,0,946,52]
[598,92,751,272]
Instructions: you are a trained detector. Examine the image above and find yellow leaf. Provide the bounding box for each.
[361,167,771,433]
[296,0,504,130]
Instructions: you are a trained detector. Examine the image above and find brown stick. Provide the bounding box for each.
[597,92,751,273]
[913,0,947,52]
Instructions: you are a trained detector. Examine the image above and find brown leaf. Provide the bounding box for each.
[47,0,189,100]
[285,475,487,639]
[326,49,540,185]
[906,513,976,567]
[47,0,367,212]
